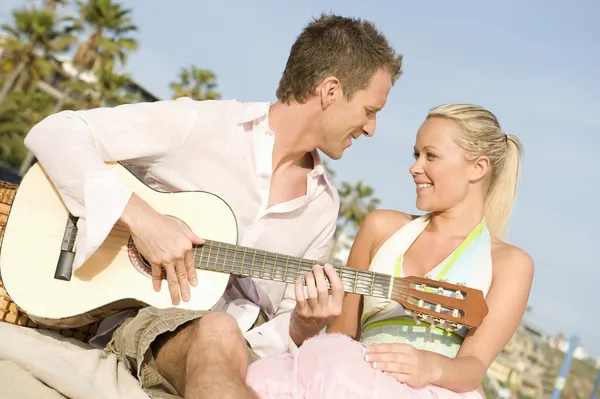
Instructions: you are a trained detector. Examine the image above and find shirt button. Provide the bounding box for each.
[260,173,268,179]
[265,130,274,136]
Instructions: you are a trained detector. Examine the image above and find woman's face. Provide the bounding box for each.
[409,117,480,212]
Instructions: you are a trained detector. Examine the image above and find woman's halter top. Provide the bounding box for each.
[360,214,493,358]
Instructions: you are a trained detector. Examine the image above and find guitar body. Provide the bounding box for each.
[0,162,237,328]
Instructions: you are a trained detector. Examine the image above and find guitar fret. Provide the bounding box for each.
[242,247,247,277]
[370,272,375,296]
[283,256,289,283]
[215,242,221,272]
[231,245,237,275]
[207,242,213,270]
[221,243,227,272]
[272,253,277,280]
[194,244,201,269]
[250,249,256,277]
[261,251,266,279]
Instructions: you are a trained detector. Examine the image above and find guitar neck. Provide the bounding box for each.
[193,240,392,299]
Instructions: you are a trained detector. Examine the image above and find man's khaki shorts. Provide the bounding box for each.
[103,307,261,399]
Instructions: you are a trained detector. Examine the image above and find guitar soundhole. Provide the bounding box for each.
[127,237,166,280]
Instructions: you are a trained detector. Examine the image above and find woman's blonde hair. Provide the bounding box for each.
[426,104,523,240]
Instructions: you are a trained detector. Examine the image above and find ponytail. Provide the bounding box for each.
[483,135,523,240]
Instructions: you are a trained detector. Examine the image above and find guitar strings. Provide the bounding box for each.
[104,227,399,293]
[101,237,395,299]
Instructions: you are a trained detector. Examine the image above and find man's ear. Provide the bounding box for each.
[471,156,490,183]
[319,76,342,109]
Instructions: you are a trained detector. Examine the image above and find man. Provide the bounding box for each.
[24,13,402,399]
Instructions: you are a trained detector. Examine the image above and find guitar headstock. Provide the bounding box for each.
[391,276,488,331]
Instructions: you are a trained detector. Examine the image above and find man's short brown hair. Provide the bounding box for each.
[276,13,403,104]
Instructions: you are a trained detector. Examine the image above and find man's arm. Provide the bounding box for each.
[24,97,205,304]
[25,98,198,224]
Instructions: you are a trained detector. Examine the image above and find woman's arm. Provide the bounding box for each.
[327,210,413,338]
[424,243,535,391]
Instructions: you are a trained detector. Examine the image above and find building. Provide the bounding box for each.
[488,321,549,399]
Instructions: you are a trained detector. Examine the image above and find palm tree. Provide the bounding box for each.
[51,0,138,112]
[72,0,138,73]
[170,66,221,101]
[338,180,380,232]
[0,90,55,168]
[94,60,140,106]
[325,181,380,263]
[0,7,76,105]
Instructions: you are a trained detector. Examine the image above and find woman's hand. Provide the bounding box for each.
[364,343,441,388]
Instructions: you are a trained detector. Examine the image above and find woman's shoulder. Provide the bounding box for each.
[359,209,421,250]
[490,238,534,278]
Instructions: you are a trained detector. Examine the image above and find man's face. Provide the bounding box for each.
[317,69,392,160]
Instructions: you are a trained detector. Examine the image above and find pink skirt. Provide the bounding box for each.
[246,333,484,399]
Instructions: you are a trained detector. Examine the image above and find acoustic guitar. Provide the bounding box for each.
[0,162,488,330]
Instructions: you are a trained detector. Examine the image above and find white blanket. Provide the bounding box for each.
[0,323,149,399]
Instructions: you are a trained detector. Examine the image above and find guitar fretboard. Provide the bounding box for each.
[193,240,392,299]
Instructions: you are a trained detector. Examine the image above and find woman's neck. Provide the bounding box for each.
[427,196,485,238]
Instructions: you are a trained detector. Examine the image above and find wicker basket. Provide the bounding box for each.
[0,180,99,343]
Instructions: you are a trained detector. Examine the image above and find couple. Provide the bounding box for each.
[24,13,533,399]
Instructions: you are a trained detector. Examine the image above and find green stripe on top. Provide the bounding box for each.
[435,219,485,280]
[361,317,464,341]
[393,219,485,280]
[394,255,403,277]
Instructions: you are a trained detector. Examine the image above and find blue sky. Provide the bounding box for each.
[2,1,598,357]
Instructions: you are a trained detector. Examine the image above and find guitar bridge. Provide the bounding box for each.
[54,214,78,281]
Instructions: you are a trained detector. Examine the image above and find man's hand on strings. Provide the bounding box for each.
[290,264,344,345]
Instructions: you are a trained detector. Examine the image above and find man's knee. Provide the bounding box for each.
[192,312,246,353]
[190,312,248,363]
[195,311,241,339]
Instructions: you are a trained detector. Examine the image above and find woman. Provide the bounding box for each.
[246,103,534,398]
